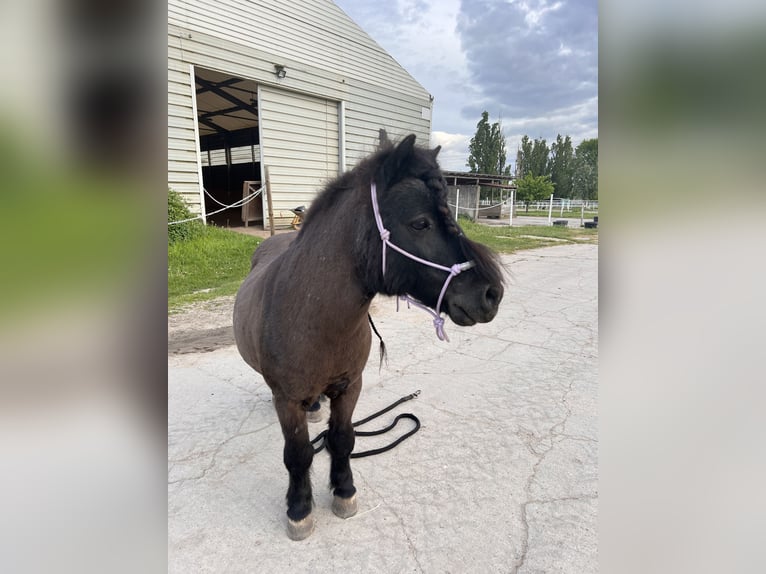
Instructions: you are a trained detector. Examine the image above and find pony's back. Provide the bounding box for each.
[249,232,297,270]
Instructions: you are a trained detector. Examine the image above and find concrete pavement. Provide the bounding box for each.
[168,243,598,573]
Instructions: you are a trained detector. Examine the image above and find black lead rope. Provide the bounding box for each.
[310,390,421,458]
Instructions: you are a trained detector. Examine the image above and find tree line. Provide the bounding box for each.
[466,111,598,207]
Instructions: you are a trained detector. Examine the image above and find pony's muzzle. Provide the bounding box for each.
[447,282,503,325]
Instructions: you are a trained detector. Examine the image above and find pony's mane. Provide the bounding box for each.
[299,137,441,230]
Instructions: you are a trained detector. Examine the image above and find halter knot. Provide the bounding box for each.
[379,228,391,242]
[433,317,448,342]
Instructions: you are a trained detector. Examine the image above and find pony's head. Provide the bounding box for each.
[357,134,504,327]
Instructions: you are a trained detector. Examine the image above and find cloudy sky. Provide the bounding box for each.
[333,0,598,171]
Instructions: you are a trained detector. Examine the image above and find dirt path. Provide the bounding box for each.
[168,297,237,354]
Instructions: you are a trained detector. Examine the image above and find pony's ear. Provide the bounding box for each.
[380,134,417,186]
[378,128,391,149]
[431,145,442,159]
[395,133,417,156]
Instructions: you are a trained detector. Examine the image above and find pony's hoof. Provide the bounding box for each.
[332,494,358,519]
[306,409,324,423]
[306,399,324,423]
[286,514,315,541]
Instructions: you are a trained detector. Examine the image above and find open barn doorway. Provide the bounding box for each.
[194,66,263,227]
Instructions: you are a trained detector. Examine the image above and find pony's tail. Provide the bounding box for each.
[367,314,388,371]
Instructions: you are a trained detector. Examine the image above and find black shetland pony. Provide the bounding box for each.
[233,134,504,540]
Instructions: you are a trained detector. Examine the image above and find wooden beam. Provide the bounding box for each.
[198,104,251,121]
[195,77,240,94]
[198,116,225,133]
[195,76,258,115]
[265,166,275,237]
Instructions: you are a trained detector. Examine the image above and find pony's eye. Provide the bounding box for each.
[410,218,431,231]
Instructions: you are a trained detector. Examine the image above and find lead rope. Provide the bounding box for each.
[310,391,421,458]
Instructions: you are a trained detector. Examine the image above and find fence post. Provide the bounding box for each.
[581,202,584,227]
[509,189,514,227]
[455,188,460,220]
[547,193,554,225]
[265,165,275,237]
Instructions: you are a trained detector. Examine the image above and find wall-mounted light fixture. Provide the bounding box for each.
[274,64,286,79]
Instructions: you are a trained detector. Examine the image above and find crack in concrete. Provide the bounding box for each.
[355,471,425,573]
[511,325,595,573]
[525,493,598,507]
[168,400,271,486]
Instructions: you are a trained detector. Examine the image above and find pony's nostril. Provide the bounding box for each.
[485,285,502,307]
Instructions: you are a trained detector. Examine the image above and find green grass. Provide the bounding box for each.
[459,217,598,254]
[168,226,261,311]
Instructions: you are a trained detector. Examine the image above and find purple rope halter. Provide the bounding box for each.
[371,181,475,341]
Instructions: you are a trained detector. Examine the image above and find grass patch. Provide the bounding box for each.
[459,217,598,254]
[168,226,261,311]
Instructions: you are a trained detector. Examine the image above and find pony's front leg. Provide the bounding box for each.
[327,379,361,518]
[273,394,315,540]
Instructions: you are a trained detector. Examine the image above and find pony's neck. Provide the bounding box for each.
[293,182,375,312]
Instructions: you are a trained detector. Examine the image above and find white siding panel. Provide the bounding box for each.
[168,40,198,211]
[168,114,198,131]
[207,149,227,166]
[344,90,431,170]
[168,137,198,152]
[168,98,192,116]
[168,161,199,184]
[230,145,260,165]
[169,148,198,162]
[167,46,203,213]
[259,85,338,228]
[168,126,197,143]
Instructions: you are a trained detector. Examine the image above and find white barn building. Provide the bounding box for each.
[168,0,433,228]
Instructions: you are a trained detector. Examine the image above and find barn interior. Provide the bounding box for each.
[194,66,263,227]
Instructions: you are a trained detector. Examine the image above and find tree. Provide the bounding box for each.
[572,138,598,200]
[467,111,509,175]
[515,173,554,212]
[548,134,574,198]
[516,135,549,178]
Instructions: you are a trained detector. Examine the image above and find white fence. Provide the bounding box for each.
[479,198,598,211]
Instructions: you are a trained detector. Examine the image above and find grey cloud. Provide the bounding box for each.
[457,0,597,119]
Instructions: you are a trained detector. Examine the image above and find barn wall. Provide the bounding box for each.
[168,0,432,216]
[168,52,202,206]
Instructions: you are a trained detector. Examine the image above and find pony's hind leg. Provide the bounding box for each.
[273,394,315,540]
[326,379,361,519]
